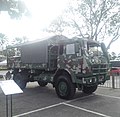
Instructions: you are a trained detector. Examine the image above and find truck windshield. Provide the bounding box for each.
[83,40,106,63]
[88,45,103,57]
[84,41,103,56]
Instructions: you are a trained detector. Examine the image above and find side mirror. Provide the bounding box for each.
[101,43,109,62]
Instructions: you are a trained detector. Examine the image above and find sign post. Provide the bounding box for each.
[0,80,23,117]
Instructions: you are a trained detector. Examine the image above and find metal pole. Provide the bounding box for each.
[6,95,8,117]
[112,74,115,89]
[10,95,12,117]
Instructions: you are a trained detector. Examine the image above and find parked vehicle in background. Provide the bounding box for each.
[6,35,110,99]
[110,60,120,75]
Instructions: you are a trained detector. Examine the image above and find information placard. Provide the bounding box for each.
[0,80,23,95]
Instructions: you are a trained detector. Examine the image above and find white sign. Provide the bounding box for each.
[0,80,23,95]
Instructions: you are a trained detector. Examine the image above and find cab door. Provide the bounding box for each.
[57,43,83,74]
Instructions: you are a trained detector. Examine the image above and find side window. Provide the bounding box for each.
[66,44,75,55]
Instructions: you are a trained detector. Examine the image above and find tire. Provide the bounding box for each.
[55,75,76,100]
[38,81,48,87]
[13,73,27,89]
[82,85,98,94]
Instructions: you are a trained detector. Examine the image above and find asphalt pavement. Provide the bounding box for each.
[1,70,120,117]
[0,81,120,117]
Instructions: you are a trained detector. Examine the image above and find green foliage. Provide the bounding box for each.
[110,52,117,60]
[47,0,120,49]
[45,16,68,35]
[109,52,120,60]
[0,33,8,61]
[68,0,120,41]
[0,33,7,45]
[0,0,29,19]
[12,36,28,45]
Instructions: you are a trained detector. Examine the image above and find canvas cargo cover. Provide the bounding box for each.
[21,40,48,64]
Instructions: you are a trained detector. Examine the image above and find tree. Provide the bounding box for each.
[0,33,8,61]
[0,33,7,45]
[46,16,66,35]
[12,36,28,45]
[0,33,8,49]
[117,53,120,60]
[110,52,117,60]
[47,0,120,50]
[0,0,29,19]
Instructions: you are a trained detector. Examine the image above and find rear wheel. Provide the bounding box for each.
[82,85,98,94]
[55,75,76,100]
[13,73,27,89]
[38,81,48,87]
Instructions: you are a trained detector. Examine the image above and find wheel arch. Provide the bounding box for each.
[53,69,75,86]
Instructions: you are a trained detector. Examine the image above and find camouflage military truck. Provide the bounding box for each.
[6,35,110,99]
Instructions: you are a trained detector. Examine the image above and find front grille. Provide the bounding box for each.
[92,64,108,73]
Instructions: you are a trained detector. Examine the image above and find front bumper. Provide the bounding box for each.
[76,73,110,85]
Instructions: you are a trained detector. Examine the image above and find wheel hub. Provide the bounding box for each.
[59,82,67,96]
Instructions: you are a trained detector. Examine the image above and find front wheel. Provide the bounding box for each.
[82,85,98,94]
[55,75,76,100]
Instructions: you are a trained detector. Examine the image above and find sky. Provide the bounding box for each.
[107,39,120,55]
[0,0,119,54]
[0,0,69,40]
